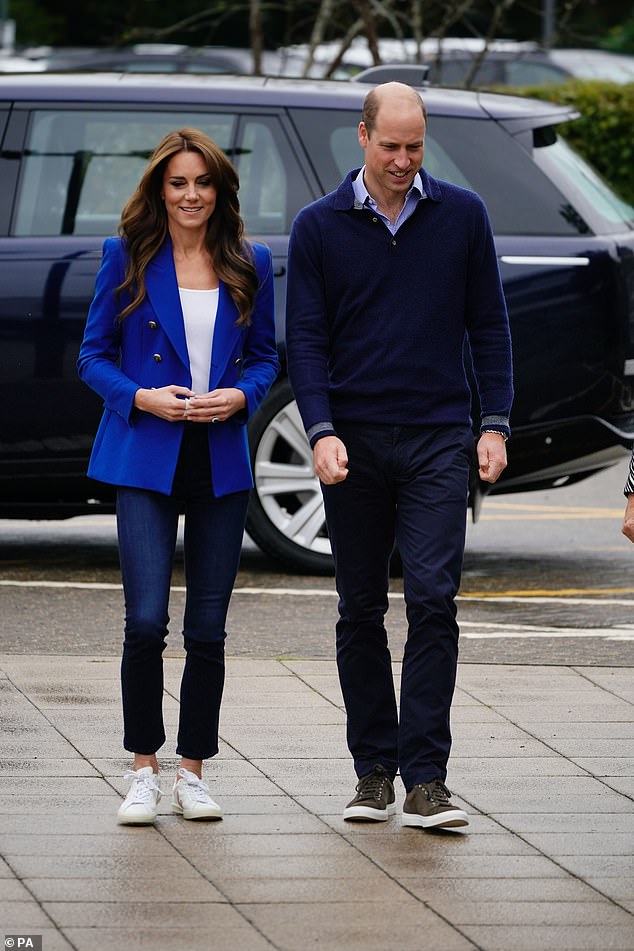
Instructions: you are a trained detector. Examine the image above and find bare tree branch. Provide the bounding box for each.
[323,17,365,78]
[462,0,518,88]
[250,0,263,74]
[352,0,381,66]
[302,0,338,78]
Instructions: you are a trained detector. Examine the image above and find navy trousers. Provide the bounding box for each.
[321,422,473,792]
[116,424,249,760]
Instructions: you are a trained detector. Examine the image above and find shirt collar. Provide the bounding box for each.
[352,166,426,210]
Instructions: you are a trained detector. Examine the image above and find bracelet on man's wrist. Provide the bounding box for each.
[482,429,509,442]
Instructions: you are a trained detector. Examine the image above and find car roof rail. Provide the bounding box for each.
[351,63,430,86]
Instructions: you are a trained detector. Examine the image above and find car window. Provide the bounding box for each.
[290,108,585,236]
[235,115,313,235]
[533,133,634,233]
[505,60,568,85]
[13,110,235,236]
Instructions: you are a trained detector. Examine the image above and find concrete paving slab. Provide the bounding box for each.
[63,926,272,951]
[0,832,179,856]
[355,831,537,856]
[459,923,634,950]
[0,878,32,899]
[601,776,634,796]
[541,738,634,757]
[8,854,206,879]
[187,851,389,881]
[571,758,634,776]
[219,705,347,725]
[346,850,569,880]
[161,832,354,858]
[220,873,413,903]
[159,812,328,836]
[0,654,632,951]
[458,791,634,814]
[518,831,634,855]
[574,667,634,701]
[0,898,55,927]
[449,756,586,776]
[237,901,476,951]
[425,898,633,925]
[586,877,634,902]
[523,721,634,738]
[491,812,634,834]
[25,876,226,903]
[0,758,100,776]
[483,702,634,722]
[402,876,604,903]
[552,854,634,877]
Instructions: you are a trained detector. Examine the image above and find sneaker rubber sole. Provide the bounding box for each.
[116,809,157,826]
[402,807,469,829]
[343,802,397,822]
[171,802,223,821]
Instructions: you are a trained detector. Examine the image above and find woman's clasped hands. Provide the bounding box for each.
[134,385,247,424]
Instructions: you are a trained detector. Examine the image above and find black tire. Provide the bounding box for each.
[246,380,334,574]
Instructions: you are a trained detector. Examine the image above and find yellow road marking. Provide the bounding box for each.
[460,587,634,597]
[479,512,622,520]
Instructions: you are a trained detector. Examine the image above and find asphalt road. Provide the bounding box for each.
[1,455,633,666]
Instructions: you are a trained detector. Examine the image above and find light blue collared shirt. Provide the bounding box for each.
[352,167,426,235]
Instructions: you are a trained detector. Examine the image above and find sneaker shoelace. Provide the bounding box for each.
[418,780,452,805]
[357,769,389,801]
[179,772,214,803]
[123,770,161,804]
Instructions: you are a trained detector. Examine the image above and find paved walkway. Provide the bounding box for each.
[0,654,633,951]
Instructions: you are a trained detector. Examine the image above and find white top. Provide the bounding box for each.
[179,287,219,396]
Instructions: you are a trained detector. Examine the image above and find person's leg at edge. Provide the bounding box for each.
[115,486,179,823]
[174,432,249,807]
[395,425,472,828]
[321,423,399,783]
[117,486,180,768]
[171,486,248,819]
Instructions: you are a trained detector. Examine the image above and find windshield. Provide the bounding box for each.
[533,134,634,234]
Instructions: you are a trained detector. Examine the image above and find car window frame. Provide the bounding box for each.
[5,100,322,240]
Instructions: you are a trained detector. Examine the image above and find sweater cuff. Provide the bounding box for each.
[480,415,510,438]
[307,421,337,448]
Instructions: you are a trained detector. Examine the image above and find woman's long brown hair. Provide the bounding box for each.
[116,127,258,325]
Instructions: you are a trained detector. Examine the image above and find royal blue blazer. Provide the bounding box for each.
[77,236,279,497]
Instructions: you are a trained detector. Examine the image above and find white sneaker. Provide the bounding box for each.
[117,766,162,825]
[172,767,223,820]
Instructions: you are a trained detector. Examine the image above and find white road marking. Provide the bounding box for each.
[2,580,633,640]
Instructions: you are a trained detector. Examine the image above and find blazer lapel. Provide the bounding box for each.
[145,239,190,371]
[208,281,242,390]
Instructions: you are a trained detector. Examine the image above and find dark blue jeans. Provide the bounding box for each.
[321,422,473,791]
[116,424,249,760]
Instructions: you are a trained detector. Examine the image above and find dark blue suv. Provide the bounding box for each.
[1,71,633,571]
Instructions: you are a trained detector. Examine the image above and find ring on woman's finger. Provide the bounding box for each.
[211,416,220,424]
[184,397,191,410]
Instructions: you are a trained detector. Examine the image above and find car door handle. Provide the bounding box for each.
[500,256,590,267]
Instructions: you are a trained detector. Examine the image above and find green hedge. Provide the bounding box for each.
[505,80,634,205]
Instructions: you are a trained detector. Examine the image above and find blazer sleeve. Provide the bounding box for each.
[77,238,139,427]
[235,245,280,417]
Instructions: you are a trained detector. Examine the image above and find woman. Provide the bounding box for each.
[78,128,278,824]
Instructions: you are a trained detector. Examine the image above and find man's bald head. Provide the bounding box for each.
[362,82,427,137]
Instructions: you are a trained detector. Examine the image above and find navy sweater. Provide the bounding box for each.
[286,168,513,444]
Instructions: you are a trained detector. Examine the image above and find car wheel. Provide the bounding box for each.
[247,381,334,574]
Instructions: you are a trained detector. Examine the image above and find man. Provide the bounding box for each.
[286,82,513,830]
